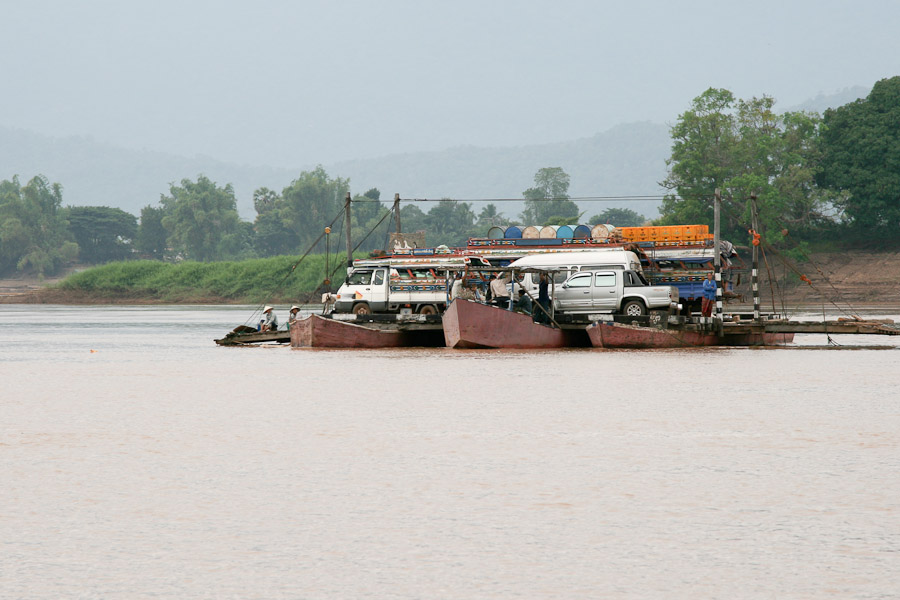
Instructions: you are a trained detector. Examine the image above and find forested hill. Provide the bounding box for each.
[0,84,868,220]
[1,122,671,220]
[331,121,671,218]
[0,127,297,220]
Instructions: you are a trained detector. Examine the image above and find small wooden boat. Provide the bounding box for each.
[215,326,290,346]
[442,299,585,349]
[290,314,409,348]
[587,321,794,348]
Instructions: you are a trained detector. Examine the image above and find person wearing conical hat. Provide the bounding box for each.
[261,305,279,332]
[288,305,301,325]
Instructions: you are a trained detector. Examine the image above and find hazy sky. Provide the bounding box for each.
[2,0,898,169]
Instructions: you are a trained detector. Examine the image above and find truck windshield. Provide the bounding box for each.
[347,270,373,285]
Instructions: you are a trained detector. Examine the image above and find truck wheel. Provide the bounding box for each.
[418,304,438,315]
[352,303,372,315]
[621,300,647,317]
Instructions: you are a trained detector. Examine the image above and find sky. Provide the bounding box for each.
[2,0,899,169]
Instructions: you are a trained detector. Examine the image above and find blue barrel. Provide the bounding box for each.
[504,225,523,239]
[487,226,505,239]
[555,225,574,238]
[573,224,591,239]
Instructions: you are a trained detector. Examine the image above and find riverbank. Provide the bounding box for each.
[2,251,898,307]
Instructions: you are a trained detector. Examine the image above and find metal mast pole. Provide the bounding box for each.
[714,189,723,332]
[344,192,353,269]
[750,194,761,322]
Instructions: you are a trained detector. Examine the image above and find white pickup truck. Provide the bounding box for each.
[554,268,680,316]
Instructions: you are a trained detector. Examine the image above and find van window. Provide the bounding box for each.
[566,273,592,288]
[553,270,570,284]
[594,273,616,287]
[373,269,385,285]
[348,270,372,285]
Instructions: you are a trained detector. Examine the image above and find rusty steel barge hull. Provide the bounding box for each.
[442,299,588,349]
[290,314,445,348]
[587,321,794,348]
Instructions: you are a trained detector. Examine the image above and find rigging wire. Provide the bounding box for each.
[244,205,347,327]
[715,197,861,320]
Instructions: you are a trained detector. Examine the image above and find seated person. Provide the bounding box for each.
[513,289,532,315]
[261,305,279,331]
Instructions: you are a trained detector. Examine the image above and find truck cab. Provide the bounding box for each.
[335,266,390,314]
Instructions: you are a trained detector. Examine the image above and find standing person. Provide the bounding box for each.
[288,305,301,325]
[701,272,716,317]
[449,273,463,301]
[261,305,279,331]
[490,272,511,308]
[535,271,551,323]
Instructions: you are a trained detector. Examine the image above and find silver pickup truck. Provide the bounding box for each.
[554,269,680,316]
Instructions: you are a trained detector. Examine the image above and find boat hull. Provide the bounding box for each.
[290,315,408,348]
[587,322,794,348]
[443,299,582,349]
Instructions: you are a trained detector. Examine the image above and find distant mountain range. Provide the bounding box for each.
[0,86,869,222]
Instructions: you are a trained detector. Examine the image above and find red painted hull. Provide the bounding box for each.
[587,322,794,348]
[443,299,583,349]
[290,315,407,348]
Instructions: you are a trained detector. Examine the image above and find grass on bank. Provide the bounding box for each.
[56,254,365,303]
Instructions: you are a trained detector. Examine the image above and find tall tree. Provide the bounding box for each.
[521,167,580,224]
[251,167,350,257]
[278,167,350,253]
[475,203,508,235]
[64,206,137,264]
[351,188,393,252]
[0,175,78,276]
[660,88,832,241]
[589,207,646,227]
[252,187,292,257]
[160,175,242,261]
[818,76,900,234]
[425,200,476,246]
[136,205,169,259]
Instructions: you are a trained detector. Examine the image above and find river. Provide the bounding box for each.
[2,304,899,599]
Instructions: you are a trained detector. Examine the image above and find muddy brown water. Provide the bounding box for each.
[2,305,899,599]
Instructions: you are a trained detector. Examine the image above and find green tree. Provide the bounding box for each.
[64,206,138,264]
[426,200,476,246]
[0,175,78,276]
[589,207,646,227]
[660,88,833,241]
[351,188,393,253]
[399,204,428,237]
[160,175,242,261]
[136,205,169,259]
[521,167,580,224]
[252,167,350,257]
[252,187,292,257]
[818,76,900,234]
[278,167,350,252]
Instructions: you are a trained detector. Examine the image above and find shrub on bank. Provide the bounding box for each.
[56,254,363,303]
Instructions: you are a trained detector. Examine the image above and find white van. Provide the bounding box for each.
[509,250,644,294]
